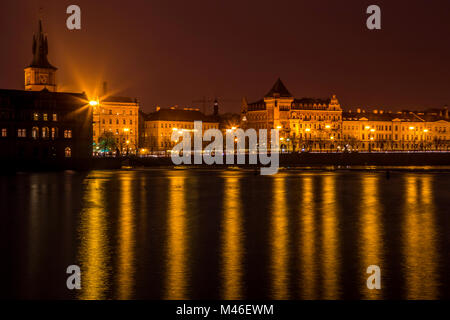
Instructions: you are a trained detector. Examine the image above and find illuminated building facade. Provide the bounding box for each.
[342,109,450,151]
[92,97,140,154]
[241,78,342,151]
[242,79,449,152]
[143,107,219,153]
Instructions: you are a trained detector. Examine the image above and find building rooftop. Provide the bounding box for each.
[264,78,292,98]
[145,107,218,123]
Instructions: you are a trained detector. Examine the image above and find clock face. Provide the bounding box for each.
[39,74,48,84]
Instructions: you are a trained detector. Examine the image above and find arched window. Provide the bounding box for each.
[32,127,39,139]
[65,147,72,158]
[42,127,49,139]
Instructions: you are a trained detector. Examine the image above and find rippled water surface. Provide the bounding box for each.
[1,168,449,299]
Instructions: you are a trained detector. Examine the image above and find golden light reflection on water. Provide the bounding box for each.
[165,174,189,299]
[403,175,439,299]
[271,175,289,299]
[320,175,340,299]
[299,176,317,299]
[221,173,244,299]
[117,174,136,299]
[78,177,111,300]
[359,174,383,299]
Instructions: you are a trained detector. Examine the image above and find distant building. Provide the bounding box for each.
[242,79,449,152]
[342,108,450,151]
[241,78,342,151]
[0,20,92,170]
[143,107,219,153]
[0,89,92,169]
[92,95,140,155]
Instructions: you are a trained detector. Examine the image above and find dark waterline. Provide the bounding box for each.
[1,168,450,299]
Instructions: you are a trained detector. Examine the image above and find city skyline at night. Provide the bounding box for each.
[1,0,450,113]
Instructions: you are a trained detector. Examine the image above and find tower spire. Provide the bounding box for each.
[24,19,57,92]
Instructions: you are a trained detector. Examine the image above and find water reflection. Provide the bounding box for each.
[271,175,290,299]
[117,173,136,299]
[221,173,244,299]
[299,176,317,299]
[359,174,383,299]
[78,175,111,300]
[6,169,446,300]
[165,173,189,299]
[320,175,340,299]
[403,175,439,299]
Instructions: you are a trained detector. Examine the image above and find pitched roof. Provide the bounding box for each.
[342,111,448,122]
[145,108,218,123]
[264,78,292,98]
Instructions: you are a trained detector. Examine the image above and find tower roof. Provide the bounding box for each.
[27,20,57,70]
[264,78,292,98]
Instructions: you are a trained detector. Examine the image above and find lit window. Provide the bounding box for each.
[33,113,39,121]
[42,127,49,139]
[65,147,72,158]
[64,130,72,138]
[32,127,39,139]
[51,127,57,139]
[52,114,57,121]
[43,114,48,121]
[1,128,6,137]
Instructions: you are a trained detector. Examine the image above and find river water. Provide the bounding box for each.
[1,168,449,299]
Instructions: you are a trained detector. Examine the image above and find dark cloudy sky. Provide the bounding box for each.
[0,0,449,113]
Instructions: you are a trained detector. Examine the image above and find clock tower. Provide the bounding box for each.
[24,20,57,92]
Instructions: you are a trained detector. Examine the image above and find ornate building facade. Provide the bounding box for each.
[241,79,449,152]
[241,78,342,151]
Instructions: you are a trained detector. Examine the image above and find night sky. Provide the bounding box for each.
[0,0,449,113]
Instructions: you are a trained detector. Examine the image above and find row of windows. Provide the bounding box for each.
[0,128,72,139]
[344,124,448,132]
[102,118,134,125]
[102,110,135,115]
[33,112,58,121]
[145,122,218,130]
